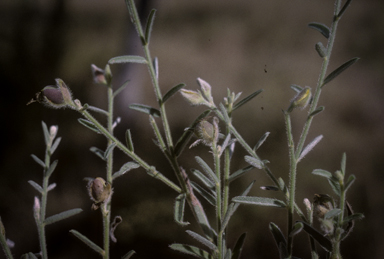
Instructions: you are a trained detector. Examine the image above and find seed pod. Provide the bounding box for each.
[287,86,312,112]
[87,177,112,210]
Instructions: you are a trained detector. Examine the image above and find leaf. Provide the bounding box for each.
[169,243,213,259]
[228,165,254,183]
[232,196,286,208]
[309,106,325,117]
[324,209,342,220]
[129,103,160,117]
[78,118,101,134]
[232,233,247,259]
[192,182,216,206]
[70,229,104,255]
[113,79,130,98]
[315,42,327,58]
[104,143,117,159]
[338,0,353,19]
[300,221,332,252]
[162,83,186,103]
[289,222,304,237]
[45,160,58,178]
[219,103,230,123]
[87,106,109,116]
[344,174,356,193]
[153,57,159,79]
[186,230,217,251]
[244,155,263,169]
[41,121,50,146]
[233,89,263,111]
[44,208,82,225]
[125,129,134,152]
[341,152,347,176]
[110,216,122,243]
[343,213,364,224]
[90,147,106,161]
[328,178,341,196]
[192,169,215,189]
[195,156,219,184]
[298,135,323,162]
[144,9,156,45]
[51,137,62,155]
[221,181,255,232]
[290,84,303,93]
[322,57,360,86]
[31,154,45,168]
[108,55,147,64]
[112,162,140,180]
[311,169,333,179]
[254,132,270,151]
[174,110,211,157]
[47,183,56,192]
[174,194,190,226]
[269,222,287,254]
[21,253,39,259]
[122,250,136,259]
[308,22,330,38]
[28,180,43,194]
[260,186,279,191]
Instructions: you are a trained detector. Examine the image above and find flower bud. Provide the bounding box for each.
[87,177,112,210]
[180,89,210,106]
[287,86,312,112]
[91,64,112,85]
[197,78,213,103]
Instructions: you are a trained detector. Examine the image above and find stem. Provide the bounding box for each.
[212,142,222,259]
[285,111,297,256]
[0,221,14,259]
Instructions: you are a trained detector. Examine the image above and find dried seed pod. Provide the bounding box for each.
[87,177,112,210]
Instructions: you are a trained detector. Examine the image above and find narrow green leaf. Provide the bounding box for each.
[45,160,58,178]
[31,154,45,168]
[191,182,216,206]
[162,83,186,103]
[322,57,360,86]
[289,222,304,237]
[338,0,353,19]
[228,165,254,183]
[290,84,303,93]
[104,143,117,159]
[260,186,279,191]
[108,55,147,64]
[44,208,82,225]
[232,196,286,208]
[254,132,270,151]
[300,221,332,252]
[195,156,219,184]
[269,222,287,253]
[298,135,323,162]
[129,103,160,117]
[87,106,109,116]
[144,9,156,45]
[315,42,327,58]
[28,180,43,194]
[41,121,50,146]
[50,137,62,155]
[324,209,342,220]
[341,152,347,176]
[174,110,211,157]
[309,106,325,117]
[192,169,215,189]
[232,233,247,259]
[221,181,255,232]
[125,129,134,152]
[233,89,263,111]
[343,213,364,224]
[219,103,230,123]
[122,250,136,259]
[21,252,39,259]
[149,115,167,152]
[90,147,106,161]
[244,155,263,169]
[328,178,341,196]
[311,169,333,179]
[78,118,101,134]
[186,230,217,251]
[70,229,104,255]
[47,183,56,192]
[174,194,189,226]
[169,243,213,259]
[308,22,330,38]
[112,162,140,180]
[113,79,130,98]
[344,174,356,193]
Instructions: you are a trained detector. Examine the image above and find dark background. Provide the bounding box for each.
[1,0,383,258]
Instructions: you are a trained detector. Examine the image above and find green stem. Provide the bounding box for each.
[0,220,14,259]
[212,141,222,259]
[285,111,297,256]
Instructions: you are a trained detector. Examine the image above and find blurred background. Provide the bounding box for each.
[1,0,383,258]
